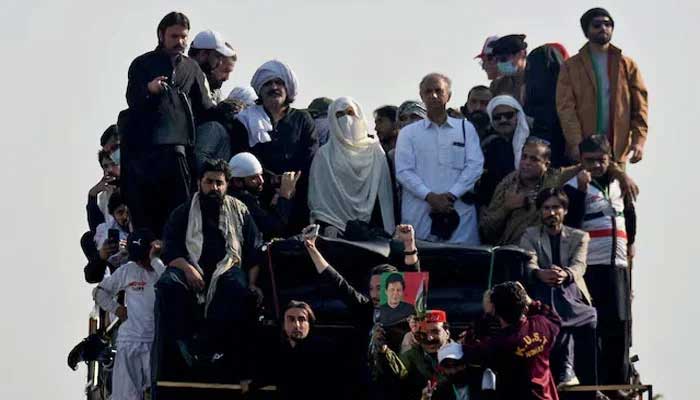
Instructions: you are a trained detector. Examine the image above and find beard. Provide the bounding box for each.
[590,32,611,45]
[200,190,224,213]
[466,110,491,132]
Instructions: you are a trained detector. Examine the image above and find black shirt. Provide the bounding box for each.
[477,134,516,206]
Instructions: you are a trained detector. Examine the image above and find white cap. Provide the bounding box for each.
[438,342,464,364]
[191,30,236,57]
[229,152,263,178]
[227,86,257,106]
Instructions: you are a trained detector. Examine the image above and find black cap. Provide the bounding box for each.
[127,228,156,262]
[491,34,528,56]
[580,8,614,34]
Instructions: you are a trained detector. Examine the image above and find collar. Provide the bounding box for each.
[423,116,456,130]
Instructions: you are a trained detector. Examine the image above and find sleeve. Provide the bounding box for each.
[161,205,190,265]
[518,230,541,282]
[230,119,251,155]
[241,208,264,271]
[375,348,409,379]
[448,123,485,198]
[565,231,589,284]
[554,165,583,187]
[86,195,105,232]
[318,266,371,309]
[84,258,110,284]
[556,61,584,148]
[300,112,319,175]
[402,259,420,272]
[526,300,562,328]
[93,266,129,313]
[126,57,158,111]
[94,223,108,250]
[273,197,294,228]
[479,178,511,243]
[562,185,585,229]
[395,128,432,200]
[624,198,637,245]
[188,63,216,123]
[627,59,649,147]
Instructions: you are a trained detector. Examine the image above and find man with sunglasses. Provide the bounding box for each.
[489,34,528,104]
[557,7,648,164]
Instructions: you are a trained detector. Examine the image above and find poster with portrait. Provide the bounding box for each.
[377,271,429,326]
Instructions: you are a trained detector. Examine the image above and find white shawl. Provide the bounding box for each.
[308,97,395,234]
[235,104,273,148]
[487,94,530,168]
[185,193,243,315]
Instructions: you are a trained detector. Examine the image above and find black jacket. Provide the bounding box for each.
[123,49,215,155]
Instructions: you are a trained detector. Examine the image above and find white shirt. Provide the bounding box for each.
[93,259,166,343]
[395,116,484,244]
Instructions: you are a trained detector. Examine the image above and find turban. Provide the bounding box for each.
[486,95,530,168]
[250,60,298,101]
[397,100,427,120]
[580,7,614,34]
[227,86,257,106]
[228,152,263,178]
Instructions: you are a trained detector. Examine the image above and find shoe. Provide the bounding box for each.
[557,374,580,389]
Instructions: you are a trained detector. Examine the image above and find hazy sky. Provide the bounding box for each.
[1,1,697,398]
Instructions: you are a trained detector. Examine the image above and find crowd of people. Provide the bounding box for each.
[77,6,649,400]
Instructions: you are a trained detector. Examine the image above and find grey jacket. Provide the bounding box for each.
[519,225,592,304]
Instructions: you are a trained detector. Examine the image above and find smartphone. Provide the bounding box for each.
[108,229,120,243]
[302,224,320,240]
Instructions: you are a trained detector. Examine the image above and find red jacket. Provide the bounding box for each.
[463,301,562,400]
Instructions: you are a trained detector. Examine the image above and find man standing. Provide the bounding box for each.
[557,7,648,164]
[520,188,597,388]
[395,73,484,245]
[188,30,238,173]
[152,159,262,391]
[232,60,318,234]
[272,301,336,400]
[227,152,299,240]
[460,85,493,140]
[122,12,215,236]
[475,36,501,82]
[378,310,453,400]
[374,105,399,152]
[477,95,531,207]
[564,136,636,390]
[489,34,528,104]
[463,282,561,400]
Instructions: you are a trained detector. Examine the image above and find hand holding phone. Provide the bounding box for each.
[302,224,320,241]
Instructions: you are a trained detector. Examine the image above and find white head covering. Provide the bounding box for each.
[227,86,257,106]
[228,152,263,178]
[308,97,395,234]
[250,59,298,101]
[438,342,464,364]
[486,95,530,168]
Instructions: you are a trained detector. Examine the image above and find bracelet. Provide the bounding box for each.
[404,248,418,256]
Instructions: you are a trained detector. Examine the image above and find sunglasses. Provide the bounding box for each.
[492,111,517,121]
[591,20,613,29]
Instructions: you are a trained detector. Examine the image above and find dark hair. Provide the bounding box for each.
[535,187,569,210]
[490,281,529,325]
[374,105,398,122]
[467,85,491,100]
[107,191,126,215]
[100,124,118,147]
[283,300,316,323]
[199,159,232,181]
[98,150,112,166]
[156,12,190,44]
[371,264,398,277]
[523,137,552,161]
[384,273,405,290]
[579,135,611,155]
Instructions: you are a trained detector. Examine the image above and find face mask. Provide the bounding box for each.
[110,148,121,165]
[338,115,368,143]
[467,111,491,130]
[497,61,518,76]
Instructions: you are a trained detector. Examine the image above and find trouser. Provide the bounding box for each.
[151,266,256,397]
[112,341,151,400]
[551,322,598,384]
[585,265,632,385]
[194,121,232,177]
[124,146,192,237]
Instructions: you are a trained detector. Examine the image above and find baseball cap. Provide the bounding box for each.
[475,35,499,59]
[491,34,528,56]
[191,30,236,57]
[438,342,464,364]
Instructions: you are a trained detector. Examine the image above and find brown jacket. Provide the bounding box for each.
[556,43,648,162]
[519,225,592,304]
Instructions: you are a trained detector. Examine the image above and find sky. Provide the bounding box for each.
[0,0,698,398]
